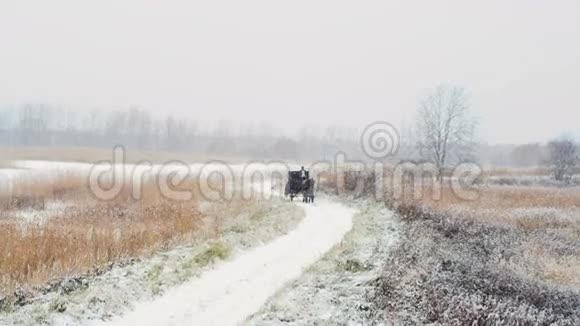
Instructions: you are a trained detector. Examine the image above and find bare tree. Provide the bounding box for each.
[547,138,579,182]
[415,85,476,179]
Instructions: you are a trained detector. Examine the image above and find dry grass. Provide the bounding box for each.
[484,166,552,177]
[0,200,202,293]
[318,168,580,324]
[484,166,580,177]
[397,182,580,288]
[0,171,232,294]
[371,206,580,325]
[414,184,580,213]
[0,168,97,210]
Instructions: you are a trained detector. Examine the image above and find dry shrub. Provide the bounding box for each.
[407,184,580,288]
[370,205,580,325]
[316,170,337,193]
[317,169,382,198]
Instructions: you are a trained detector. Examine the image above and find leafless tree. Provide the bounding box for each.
[415,85,477,179]
[548,138,579,182]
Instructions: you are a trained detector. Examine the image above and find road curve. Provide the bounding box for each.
[95,199,354,326]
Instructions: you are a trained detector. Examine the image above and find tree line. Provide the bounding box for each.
[0,105,364,161]
[1,88,577,182]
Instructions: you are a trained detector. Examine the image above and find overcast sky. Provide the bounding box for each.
[0,0,578,144]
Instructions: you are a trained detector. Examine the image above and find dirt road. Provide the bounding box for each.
[96,200,354,326]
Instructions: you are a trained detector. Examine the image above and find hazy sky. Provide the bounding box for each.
[1,1,578,144]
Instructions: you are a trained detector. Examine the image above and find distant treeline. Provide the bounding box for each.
[0,104,365,161]
[0,104,556,166]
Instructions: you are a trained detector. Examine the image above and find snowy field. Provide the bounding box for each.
[0,199,307,325]
[0,160,367,326]
[5,160,576,325]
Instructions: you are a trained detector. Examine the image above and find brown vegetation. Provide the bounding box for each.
[371,205,580,325]
[0,171,236,295]
[319,168,580,324]
[0,200,202,293]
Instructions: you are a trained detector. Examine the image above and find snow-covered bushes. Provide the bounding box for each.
[317,167,580,324]
[370,206,580,325]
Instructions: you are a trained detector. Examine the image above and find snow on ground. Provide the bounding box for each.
[92,200,354,326]
[7,160,299,176]
[1,160,369,325]
[248,198,399,325]
[1,160,293,202]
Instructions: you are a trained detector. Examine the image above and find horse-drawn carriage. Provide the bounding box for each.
[284,168,315,203]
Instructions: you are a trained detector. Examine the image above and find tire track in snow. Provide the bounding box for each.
[95,199,354,326]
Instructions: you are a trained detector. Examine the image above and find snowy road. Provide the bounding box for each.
[96,200,354,326]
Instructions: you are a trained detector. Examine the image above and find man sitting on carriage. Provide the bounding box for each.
[299,166,307,181]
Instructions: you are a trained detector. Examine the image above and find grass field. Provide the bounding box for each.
[0,167,259,300]
[319,168,580,324]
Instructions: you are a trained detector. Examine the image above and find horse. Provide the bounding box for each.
[302,178,315,203]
